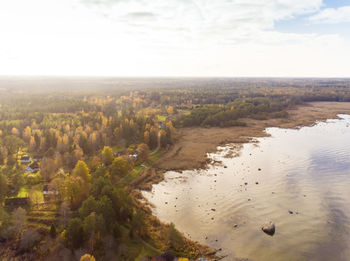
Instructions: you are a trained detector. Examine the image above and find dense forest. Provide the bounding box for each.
[1,77,350,260]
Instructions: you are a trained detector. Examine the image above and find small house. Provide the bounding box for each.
[24,166,35,173]
[20,156,31,164]
[33,156,42,162]
[5,197,30,207]
[24,162,40,173]
[114,152,124,157]
[129,154,138,162]
[43,184,58,196]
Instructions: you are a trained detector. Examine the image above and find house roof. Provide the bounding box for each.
[5,197,30,206]
[29,162,39,169]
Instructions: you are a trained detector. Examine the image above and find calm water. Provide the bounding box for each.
[143,115,350,261]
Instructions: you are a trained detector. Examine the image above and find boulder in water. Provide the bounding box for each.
[262,221,275,236]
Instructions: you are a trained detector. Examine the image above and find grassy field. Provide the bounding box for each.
[17,185,44,204]
[122,152,160,185]
[157,115,167,122]
[135,241,162,260]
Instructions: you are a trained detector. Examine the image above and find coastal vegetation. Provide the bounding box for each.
[1,77,350,260]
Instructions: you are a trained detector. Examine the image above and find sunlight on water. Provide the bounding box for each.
[143,115,350,261]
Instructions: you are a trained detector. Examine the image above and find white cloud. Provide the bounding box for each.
[0,0,349,77]
[309,6,350,24]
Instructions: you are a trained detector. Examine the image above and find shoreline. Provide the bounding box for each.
[132,102,350,192]
[153,101,350,173]
[131,101,350,260]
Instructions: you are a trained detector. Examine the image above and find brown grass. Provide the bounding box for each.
[154,102,350,171]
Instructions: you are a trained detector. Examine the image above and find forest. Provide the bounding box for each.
[1,77,350,260]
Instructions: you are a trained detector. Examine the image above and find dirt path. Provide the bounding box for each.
[154,102,350,172]
[151,131,161,155]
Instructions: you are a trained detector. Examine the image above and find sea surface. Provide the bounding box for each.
[143,115,350,261]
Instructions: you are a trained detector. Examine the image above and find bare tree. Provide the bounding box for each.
[12,207,27,236]
[20,229,41,250]
[59,201,71,228]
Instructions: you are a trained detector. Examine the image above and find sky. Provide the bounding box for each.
[0,0,350,77]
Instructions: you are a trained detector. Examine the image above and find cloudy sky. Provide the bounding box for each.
[1,0,350,77]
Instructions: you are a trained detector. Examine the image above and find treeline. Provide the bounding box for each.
[180,97,294,127]
[0,96,175,168]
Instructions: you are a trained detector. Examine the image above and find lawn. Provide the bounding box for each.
[127,240,161,260]
[157,115,167,122]
[17,186,30,197]
[17,185,44,204]
[122,152,160,184]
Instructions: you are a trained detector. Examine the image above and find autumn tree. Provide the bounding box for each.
[149,127,158,150]
[29,136,36,152]
[89,156,101,172]
[0,174,8,203]
[80,254,96,261]
[11,127,20,136]
[50,224,57,238]
[0,206,9,230]
[73,146,84,166]
[166,121,175,136]
[23,126,32,142]
[137,143,150,162]
[12,207,27,236]
[160,129,167,148]
[110,156,132,178]
[130,210,146,238]
[166,223,184,250]
[144,130,150,145]
[64,176,87,207]
[59,201,71,228]
[101,146,114,166]
[66,217,84,249]
[3,135,25,156]
[73,160,91,182]
[167,106,174,115]
[20,229,40,251]
[40,157,57,182]
[0,146,7,165]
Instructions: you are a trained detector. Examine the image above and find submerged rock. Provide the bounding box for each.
[262,222,275,236]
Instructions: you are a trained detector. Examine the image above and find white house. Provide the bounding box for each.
[20,156,31,164]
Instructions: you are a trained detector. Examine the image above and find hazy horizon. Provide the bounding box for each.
[1,0,350,77]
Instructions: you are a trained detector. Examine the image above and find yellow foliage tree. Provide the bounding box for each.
[29,136,36,152]
[11,127,19,136]
[167,106,174,115]
[73,160,91,182]
[101,146,114,165]
[80,254,96,261]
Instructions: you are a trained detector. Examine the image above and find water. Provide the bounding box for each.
[143,115,350,261]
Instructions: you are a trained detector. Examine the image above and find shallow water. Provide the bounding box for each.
[143,115,350,261]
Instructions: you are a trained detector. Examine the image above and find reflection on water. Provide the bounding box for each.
[143,115,350,261]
